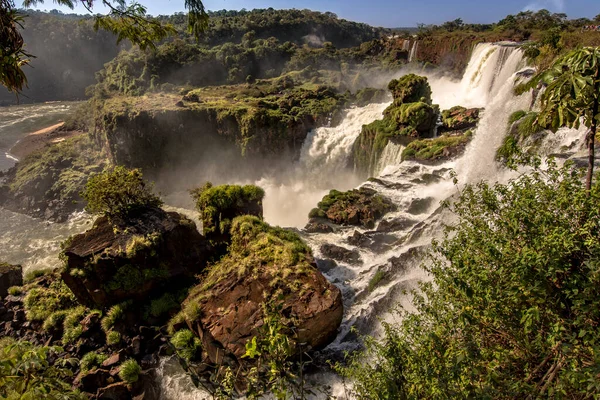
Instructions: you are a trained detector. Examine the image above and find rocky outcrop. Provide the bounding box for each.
[308,187,396,229]
[351,75,439,176]
[61,207,209,308]
[440,106,481,133]
[181,216,343,365]
[0,134,108,222]
[0,263,22,298]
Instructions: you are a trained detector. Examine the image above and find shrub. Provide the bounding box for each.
[339,161,600,398]
[80,352,108,373]
[81,166,163,219]
[118,359,141,384]
[170,329,202,362]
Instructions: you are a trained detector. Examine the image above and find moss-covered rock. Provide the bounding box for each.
[353,87,389,106]
[308,187,396,229]
[402,131,473,163]
[0,135,108,222]
[61,207,210,308]
[179,216,343,365]
[387,74,432,105]
[440,106,481,132]
[496,111,547,163]
[351,75,439,176]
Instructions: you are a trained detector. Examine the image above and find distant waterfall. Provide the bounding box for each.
[409,41,419,62]
[402,39,411,52]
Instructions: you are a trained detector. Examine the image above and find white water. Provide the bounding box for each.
[409,41,418,63]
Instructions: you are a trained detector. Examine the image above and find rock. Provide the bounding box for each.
[61,207,210,308]
[0,263,22,298]
[346,230,397,253]
[309,187,396,229]
[102,351,126,368]
[376,217,418,233]
[77,369,111,393]
[131,370,161,400]
[182,216,343,366]
[320,244,361,265]
[407,197,435,215]
[304,219,334,234]
[97,382,132,400]
[440,106,481,132]
[315,259,337,273]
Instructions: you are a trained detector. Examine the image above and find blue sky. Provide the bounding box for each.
[27,0,599,27]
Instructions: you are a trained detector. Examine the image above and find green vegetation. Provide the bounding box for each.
[183,215,312,319]
[8,135,108,208]
[402,133,471,161]
[0,337,84,399]
[387,74,432,105]
[42,310,69,332]
[508,110,527,125]
[118,359,141,384]
[7,286,22,296]
[101,302,127,333]
[80,351,108,373]
[309,187,395,228]
[368,270,386,292]
[170,329,202,362]
[191,182,265,239]
[82,166,163,219]
[496,111,544,163]
[517,47,600,190]
[148,293,179,318]
[339,161,600,398]
[23,278,77,321]
[23,268,54,283]
[62,307,101,345]
[106,330,122,346]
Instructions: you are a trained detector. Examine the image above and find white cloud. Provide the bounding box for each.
[523,0,566,12]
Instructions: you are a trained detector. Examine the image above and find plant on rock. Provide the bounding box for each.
[81,166,163,219]
[118,359,141,384]
[339,161,600,398]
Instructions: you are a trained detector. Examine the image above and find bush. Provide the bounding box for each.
[23,279,77,321]
[81,166,163,219]
[118,359,141,384]
[339,161,600,398]
[170,329,202,362]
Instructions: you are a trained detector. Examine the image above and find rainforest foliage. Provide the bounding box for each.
[340,161,600,399]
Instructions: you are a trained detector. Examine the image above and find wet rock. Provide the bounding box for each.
[131,369,161,400]
[320,244,361,265]
[407,197,435,215]
[315,258,337,273]
[304,219,335,233]
[61,207,210,308]
[308,187,396,229]
[440,106,481,132]
[0,263,22,298]
[97,382,132,400]
[102,351,126,368]
[376,217,418,233]
[77,369,111,393]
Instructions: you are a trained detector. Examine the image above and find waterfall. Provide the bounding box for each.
[402,39,411,52]
[375,141,405,176]
[409,41,418,62]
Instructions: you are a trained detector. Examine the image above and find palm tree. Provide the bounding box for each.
[518,47,600,191]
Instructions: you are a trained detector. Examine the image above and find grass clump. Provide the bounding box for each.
[508,110,527,124]
[118,359,141,384]
[62,307,100,345]
[24,268,54,283]
[101,303,127,333]
[7,286,22,296]
[106,331,122,346]
[23,279,77,321]
[80,352,108,373]
[170,329,202,362]
[42,310,69,332]
[148,293,178,318]
[368,270,386,292]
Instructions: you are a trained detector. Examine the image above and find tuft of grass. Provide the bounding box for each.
[106,330,122,346]
[170,329,202,362]
[118,359,141,384]
[7,286,22,296]
[148,293,178,318]
[101,303,127,333]
[23,279,77,321]
[42,310,69,332]
[80,351,109,373]
[167,311,186,335]
[23,268,54,283]
[508,110,527,125]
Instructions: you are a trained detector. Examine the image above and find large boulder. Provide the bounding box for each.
[387,74,432,105]
[0,263,22,298]
[181,216,343,365]
[308,187,396,229]
[440,106,481,133]
[61,207,209,308]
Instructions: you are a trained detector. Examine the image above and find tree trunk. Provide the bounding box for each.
[586,69,600,193]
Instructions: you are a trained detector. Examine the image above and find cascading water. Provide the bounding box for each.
[409,41,418,63]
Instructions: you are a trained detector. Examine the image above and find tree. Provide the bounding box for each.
[338,161,600,398]
[0,0,208,94]
[517,47,600,191]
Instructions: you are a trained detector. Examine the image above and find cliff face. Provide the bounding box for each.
[93,87,346,182]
